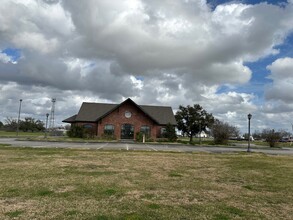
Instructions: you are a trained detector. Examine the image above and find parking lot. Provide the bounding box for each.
[1,138,293,155]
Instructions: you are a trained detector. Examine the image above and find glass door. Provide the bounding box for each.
[121,124,134,139]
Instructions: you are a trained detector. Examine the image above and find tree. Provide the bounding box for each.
[0,121,3,129]
[252,130,262,140]
[67,125,85,138]
[3,117,45,132]
[175,104,214,143]
[3,117,18,131]
[19,117,45,132]
[211,119,240,145]
[277,129,291,139]
[261,129,282,148]
[163,123,177,142]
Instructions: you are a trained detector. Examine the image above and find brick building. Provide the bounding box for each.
[62,98,176,140]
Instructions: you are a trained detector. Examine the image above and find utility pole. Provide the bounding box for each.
[16,99,23,137]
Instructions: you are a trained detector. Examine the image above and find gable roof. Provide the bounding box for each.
[63,98,176,125]
[75,103,117,122]
[63,114,77,123]
[140,105,176,125]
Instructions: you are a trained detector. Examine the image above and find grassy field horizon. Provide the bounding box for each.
[1,130,293,148]
[0,145,292,219]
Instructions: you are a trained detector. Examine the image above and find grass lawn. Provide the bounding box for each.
[0,146,292,220]
[0,130,44,137]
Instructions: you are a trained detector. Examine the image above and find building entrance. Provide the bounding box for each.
[121,124,134,139]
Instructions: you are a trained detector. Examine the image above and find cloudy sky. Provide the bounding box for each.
[1,0,293,133]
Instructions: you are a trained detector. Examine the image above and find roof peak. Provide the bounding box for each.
[82,98,171,108]
[63,98,176,125]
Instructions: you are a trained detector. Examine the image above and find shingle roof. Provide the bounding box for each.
[63,98,176,125]
[140,105,176,125]
[75,103,117,122]
[62,114,77,123]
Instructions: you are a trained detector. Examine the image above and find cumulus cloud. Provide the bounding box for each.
[266,57,293,103]
[0,0,293,132]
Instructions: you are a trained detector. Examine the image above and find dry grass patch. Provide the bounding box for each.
[0,146,292,219]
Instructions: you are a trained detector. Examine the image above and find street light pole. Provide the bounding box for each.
[247,113,252,152]
[16,99,23,137]
[45,113,49,138]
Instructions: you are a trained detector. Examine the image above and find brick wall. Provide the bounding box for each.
[74,122,97,135]
[97,101,160,140]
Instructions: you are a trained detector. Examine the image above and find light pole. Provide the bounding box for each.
[16,99,23,137]
[45,113,49,138]
[247,113,252,152]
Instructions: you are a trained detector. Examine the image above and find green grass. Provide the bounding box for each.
[5,210,24,218]
[0,146,292,219]
[0,130,44,137]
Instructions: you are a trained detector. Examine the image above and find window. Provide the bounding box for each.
[104,124,114,135]
[83,124,95,138]
[140,125,151,138]
[83,124,93,129]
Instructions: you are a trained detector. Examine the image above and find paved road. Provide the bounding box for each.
[0,138,293,155]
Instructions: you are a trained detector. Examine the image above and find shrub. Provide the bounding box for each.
[136,132,154,142]
[67,126,85,138]
[136,132,143,142]
[84,127,95,139]
[100,133,116,140]
[212,120,239,145]
[161,123,177,142]
[261,129,281,148]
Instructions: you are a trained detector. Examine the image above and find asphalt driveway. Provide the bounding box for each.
[1,138,293,155]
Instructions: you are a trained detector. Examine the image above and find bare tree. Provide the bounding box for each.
[211,119,240,145]
[262,129,282,147]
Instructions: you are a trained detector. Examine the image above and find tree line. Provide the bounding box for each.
[175,104,239,145]
[175,104,290,147]
[0,103,289,147]
[0,117,45,132]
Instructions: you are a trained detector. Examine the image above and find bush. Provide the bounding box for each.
[161,123,177,142]
[67,125,96,139]
[100,133,116,140]
[136,132,155,142]
[84,127,95,139]
[212,120,239,145]
[261,129,281,148]
[67,126,85,138]
[136,132,143,142]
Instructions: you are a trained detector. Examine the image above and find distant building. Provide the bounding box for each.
[63,98,176,140]
[196,131,208,138]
